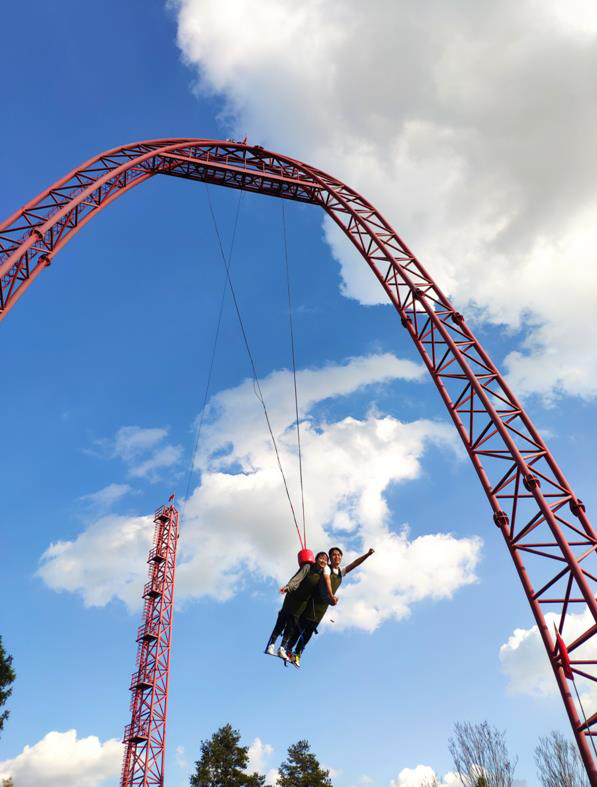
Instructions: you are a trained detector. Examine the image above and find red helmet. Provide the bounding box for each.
[297,548,315,566]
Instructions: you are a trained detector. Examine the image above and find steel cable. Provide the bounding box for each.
[281,201,307,547]
[180,188,245,528]
[572,678,597,761]
[204,186,304,550]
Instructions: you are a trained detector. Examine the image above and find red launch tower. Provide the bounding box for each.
[121,502,179,787]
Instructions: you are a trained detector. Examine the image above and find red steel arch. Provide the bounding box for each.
[1,139,596,781]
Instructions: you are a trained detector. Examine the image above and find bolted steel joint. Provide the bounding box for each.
[570,498,586,517]
[493,511,510,528]
[523,474,541,492]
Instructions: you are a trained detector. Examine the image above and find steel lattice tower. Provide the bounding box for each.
[121,502,179,787]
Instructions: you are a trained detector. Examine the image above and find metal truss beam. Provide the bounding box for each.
[2,139,596,783]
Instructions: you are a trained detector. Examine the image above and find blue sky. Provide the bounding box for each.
[2,2,597,786]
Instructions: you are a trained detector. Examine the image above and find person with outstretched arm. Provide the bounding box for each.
[285,546,375,667]
[264,551,329,658]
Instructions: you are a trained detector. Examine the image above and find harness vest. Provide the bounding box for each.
[304,567,343,624]
[282,563,322,617]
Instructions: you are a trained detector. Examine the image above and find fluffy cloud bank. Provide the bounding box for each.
[38,513,154,608]
[39,353,481,629]
[0,729,122,787]
[172,0,597,400]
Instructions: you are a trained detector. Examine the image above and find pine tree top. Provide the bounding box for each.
[190,723,265,787]
[277,739,333,787]
[0,637,15,737]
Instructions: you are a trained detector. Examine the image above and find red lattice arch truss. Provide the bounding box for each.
[1,139,596,781]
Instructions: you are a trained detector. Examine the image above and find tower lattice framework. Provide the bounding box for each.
[121,502,179,787]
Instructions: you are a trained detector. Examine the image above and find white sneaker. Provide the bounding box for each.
[265,643,276,656]
[278,645,288,660]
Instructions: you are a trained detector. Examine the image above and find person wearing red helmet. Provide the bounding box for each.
[264,551,329,659]
[285,545,375,667]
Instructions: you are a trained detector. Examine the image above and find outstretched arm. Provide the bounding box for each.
[344,548,375,575]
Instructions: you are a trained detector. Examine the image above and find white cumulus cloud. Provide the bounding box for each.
[0,729,122,787]
[177,354,480,628]
[39,353,481,630]
[38,513,154,609]
[175,744,187,770]
[333,527,480,632]
[247,737,277,784]
[247,737,273,774]
[391,764,461,787]
[172,0,597,401]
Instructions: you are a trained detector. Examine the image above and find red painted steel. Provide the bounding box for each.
[1,139,596,782]
[121,503,179,787]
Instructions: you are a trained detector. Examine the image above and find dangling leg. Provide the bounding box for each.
[265,609,289,654]
[279,614,300,656]
[288,620,316,667]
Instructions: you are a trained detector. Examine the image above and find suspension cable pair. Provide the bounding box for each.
[182,188,307,550]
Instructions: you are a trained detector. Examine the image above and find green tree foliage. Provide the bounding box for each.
[277,739,333,787]
[534,730,589,787]
[189,723,265,786]
[0,637,15,737]
[448,721,517,787]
